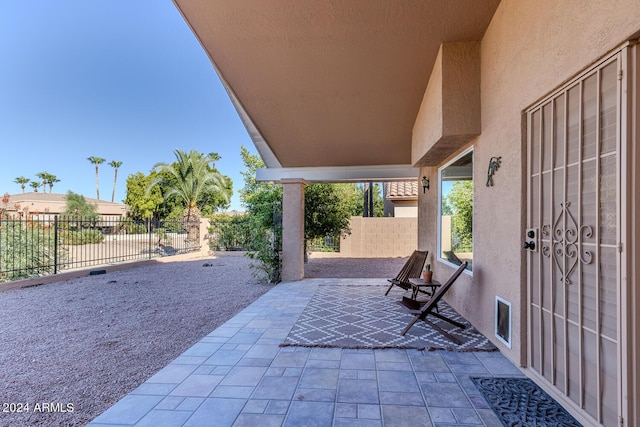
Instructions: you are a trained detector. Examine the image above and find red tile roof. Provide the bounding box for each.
[384,181,418,200]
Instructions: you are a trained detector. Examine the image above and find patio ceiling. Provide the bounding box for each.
[173,0,500,176]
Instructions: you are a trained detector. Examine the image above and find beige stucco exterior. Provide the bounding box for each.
[414,0,640,361]
[281,179,306,281]
[2,192,128,219]
[414,2,640,424]
[390,202,417,218]
[412,42,481,167]
[174,1,640,424]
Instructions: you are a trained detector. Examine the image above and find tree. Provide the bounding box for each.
[108,160,123,203]
[147,150,230,223]
[239,146,281,228]
[87,156,106,199]
[239,146,283,282]
[124,172,164,220]
[239,146,353,279]
[443,180,473,251]
[14,176,30,193]
[63,192,99,234]
[29,181,41,192]
[63,191,99,220]
[36,171,49,193]
[304,183,352,253]
[46,173,60,193]
[326,183,384,217]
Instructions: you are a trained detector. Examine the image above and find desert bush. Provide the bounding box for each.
[209,214,250,251]
[60,229,105,245]
[0,219,64,281]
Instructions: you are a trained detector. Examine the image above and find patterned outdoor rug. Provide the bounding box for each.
[472,377,582,427]
[280,284,497,351]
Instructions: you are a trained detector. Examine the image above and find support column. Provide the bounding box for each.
[281,178,306,281]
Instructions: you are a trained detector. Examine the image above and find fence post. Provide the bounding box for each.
[53,215,58,275]
[148,218,152,259]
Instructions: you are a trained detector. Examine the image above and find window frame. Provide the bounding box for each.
[437,146,474,274]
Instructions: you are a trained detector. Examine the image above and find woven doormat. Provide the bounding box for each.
[280,284,497,351]
[472,377,582,427]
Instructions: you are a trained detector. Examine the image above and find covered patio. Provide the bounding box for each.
[89,276,523,427]
[120,1,640,425]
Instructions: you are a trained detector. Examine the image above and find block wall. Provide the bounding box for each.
[339,216,417,257]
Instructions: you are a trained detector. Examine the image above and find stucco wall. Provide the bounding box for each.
[340,216,417,258]
[415,0,640,368]
[413,42,481,167]
[391,201,418,218]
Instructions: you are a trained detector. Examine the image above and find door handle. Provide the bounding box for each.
[524,228,538,251]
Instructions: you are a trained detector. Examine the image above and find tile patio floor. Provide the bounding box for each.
[88,279,525,427]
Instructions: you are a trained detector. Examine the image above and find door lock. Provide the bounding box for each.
[524,228,538,252]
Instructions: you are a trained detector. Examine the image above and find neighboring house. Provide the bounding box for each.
[2,192,129,220]
[383,181,417,217]
[173,2,640,426]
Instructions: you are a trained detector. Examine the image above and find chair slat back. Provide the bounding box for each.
[407,251,428,279]
[394,250,418,281]
[396,250,427,283]
[421,261,468,314]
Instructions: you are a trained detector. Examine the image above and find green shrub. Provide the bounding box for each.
[115,218,148,234]
[0,220,65,282]
[245,225,281,283]
[154,227,172,245]
[209,214,250,251]
[60,229,105,245]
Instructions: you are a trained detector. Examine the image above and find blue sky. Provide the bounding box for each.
[0,0,257,211]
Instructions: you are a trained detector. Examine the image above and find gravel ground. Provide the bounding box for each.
[0,253,407,426]
[304,254,408,278]
[0,255,271,427]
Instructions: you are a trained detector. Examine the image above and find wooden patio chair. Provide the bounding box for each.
[400,261,468,345]
[384,250,428,296]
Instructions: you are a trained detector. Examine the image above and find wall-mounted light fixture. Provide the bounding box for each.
[421,176,430,193]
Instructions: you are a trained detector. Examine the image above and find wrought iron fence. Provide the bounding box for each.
[208,215,251,251]
[0,215,200,283]
[307,235,340,252]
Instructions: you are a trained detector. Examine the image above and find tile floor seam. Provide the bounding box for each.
[86,280,523,427]
[448,356,487,427]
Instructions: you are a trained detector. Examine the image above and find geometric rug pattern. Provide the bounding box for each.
[281,284,497,351]
[471,377,583,427]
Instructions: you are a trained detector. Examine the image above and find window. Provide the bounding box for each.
[438,148,473,271]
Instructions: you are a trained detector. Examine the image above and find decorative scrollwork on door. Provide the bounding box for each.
[541,202,593,284]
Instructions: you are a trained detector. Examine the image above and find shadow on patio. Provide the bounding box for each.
[304,253,409,279]
[89,257,526,427]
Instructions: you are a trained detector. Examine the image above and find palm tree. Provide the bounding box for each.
[14,176,30,193]
[87,156,106,199]
[47,174,60,193]
[29,181,41,192]
[108,160,122,203]
[36,172,49,193]
[148,150,229,240]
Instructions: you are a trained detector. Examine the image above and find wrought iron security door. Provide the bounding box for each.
[541,201,593,286]
[526,54,621,426]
